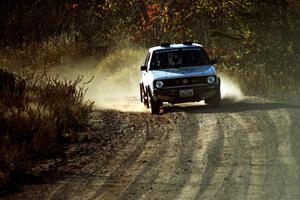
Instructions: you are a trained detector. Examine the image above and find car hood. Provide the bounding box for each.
[151,65,216,80]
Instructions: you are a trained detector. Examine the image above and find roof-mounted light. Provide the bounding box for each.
[161,43,170,47]
[183,41,193,45]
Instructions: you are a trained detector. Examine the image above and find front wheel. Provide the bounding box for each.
[206,88,221,107]
[205,79,221,107]
[149,92,160,114]
[150,99,160,114]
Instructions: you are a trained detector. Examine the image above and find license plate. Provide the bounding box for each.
[179,89,194,98]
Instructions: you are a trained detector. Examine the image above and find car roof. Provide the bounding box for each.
[149,43,203,53]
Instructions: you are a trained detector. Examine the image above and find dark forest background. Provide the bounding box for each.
[1,0,300,92]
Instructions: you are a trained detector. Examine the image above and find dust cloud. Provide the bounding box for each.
[82,49,147,112]
[219,74,245,102]
[87,70,245,111]
[50,50,245,112]
[49,49,147,112]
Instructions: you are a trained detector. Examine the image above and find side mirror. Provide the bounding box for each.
[141,65,147,71]
[209,58,218,65]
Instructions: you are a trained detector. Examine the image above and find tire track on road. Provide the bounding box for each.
[47,126,148,200]
[214,113,252,200]
[119,112,199,200]
[267,108,300,200]
[117,113,184,200]
[174,113,219,200]
[231,110,291,200]
[194,113,252,200]
[192,113,225,200]
[90,122,168,200]
[149,113,199,200]
[47,112,157,200]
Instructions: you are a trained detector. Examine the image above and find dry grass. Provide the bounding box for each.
[0,47,93,187]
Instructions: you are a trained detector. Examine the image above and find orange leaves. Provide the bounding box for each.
[72,3,79,10]
[140,1,161,31]
[147,3,160,21]
[64,3,79,11]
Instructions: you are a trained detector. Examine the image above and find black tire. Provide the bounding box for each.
[142,86,149,108]
[140,83,143,102]
[150,98,160,114]
[205,79,221,107]
[144,95,149,108]
[211,88,221,107]
[148,91,160,114]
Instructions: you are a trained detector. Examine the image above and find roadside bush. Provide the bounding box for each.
[0,69,93,187]
[218,63,299,98]
[207,46,300,97]
[0,33,87,70]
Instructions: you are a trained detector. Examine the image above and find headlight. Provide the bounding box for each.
[155,81,164,88]
[207,76,216,84]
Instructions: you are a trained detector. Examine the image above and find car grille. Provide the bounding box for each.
[163,76,210,87]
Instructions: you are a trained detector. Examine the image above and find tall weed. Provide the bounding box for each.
[0,69,93,187]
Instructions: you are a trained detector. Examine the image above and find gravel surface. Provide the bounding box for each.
[1,96,300,200]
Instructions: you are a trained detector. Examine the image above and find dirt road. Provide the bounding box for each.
[1,96,300,200]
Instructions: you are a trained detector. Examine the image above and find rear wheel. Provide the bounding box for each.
[142,85,149,108]
[139,83,143,102]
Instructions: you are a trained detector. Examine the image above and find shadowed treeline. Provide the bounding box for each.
[1,0,299,92]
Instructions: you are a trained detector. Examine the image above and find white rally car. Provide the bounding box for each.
[140,42,221,114]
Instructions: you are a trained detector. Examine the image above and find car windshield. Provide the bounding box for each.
[150,47,210,70]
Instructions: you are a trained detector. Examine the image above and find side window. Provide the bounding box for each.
[144,53,150,66]
[150,52,164,70]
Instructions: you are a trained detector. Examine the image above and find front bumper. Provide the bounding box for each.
[153,84,219,103]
